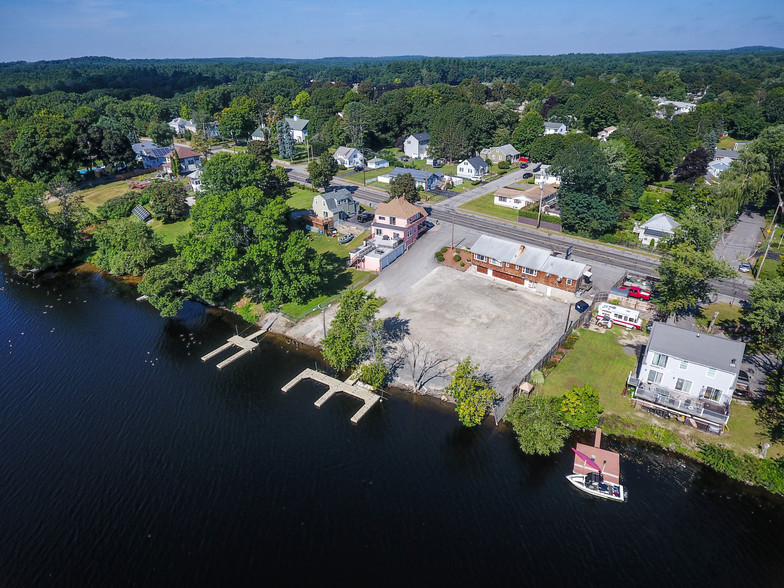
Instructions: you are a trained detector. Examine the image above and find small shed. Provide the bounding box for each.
[132,205,152,222]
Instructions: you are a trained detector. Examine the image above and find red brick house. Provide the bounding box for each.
[470,235,590,294]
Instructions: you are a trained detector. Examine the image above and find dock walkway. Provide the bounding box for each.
[281,368,381,423]
[201,316,276,369]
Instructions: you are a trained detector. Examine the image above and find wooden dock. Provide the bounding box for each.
[201,316,276,369]
[281,368,381,423]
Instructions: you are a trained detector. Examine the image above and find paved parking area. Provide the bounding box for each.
[370,230,569,396]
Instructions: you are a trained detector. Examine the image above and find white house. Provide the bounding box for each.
[654,99,696,117]
[480,144,521,163]
[187,168,204,193]
[707,156,735,179]
[377,167,444,190]
[628,322,746,434]
[457,156,489,180]
[162,146,203,175]
[544,122,567,135]
[597,126,617,141]
[168,118,218,138]
[367,157,389,169]
[284,115,309,143]
[333,146,365,168]
[494,185,557,210]
[403,133,430,159]
[535,164,561,185]
[633,213,679,247]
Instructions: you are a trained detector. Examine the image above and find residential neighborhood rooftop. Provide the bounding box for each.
[374,196,428,219]
[648,322,745,373]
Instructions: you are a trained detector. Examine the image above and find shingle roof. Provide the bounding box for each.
[544,122,565,130]
[714,149,739,160]
[648,322,745,374]
[480,144,520,157]
[333,146,359,160]
[520,184,557,202]
[470,235,523,262]
[173,146,201,159]
[640,213,679,234]
[495,187,528,198]
[251,126,265,139]
[410,132,430,142]
[385,167,444,183]
[285,116,309,131]
[374,196,428,220]
[464,156,487,169]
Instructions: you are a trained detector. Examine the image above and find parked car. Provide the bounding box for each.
[733,370,751,398]
[522,173,533,179]
[357,212,373,223]
[432,161,443,168]
[354,165,363,172]
[420,220,435,232]
[520,163,528,169]
[739,262,752,273]
[338,233,354,245]
[574,300,589,313]
[305,177,312,183]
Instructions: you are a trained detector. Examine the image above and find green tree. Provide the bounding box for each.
[342,101,367,147]
[276,119,296,160]
[388,173,419,203]
[307,151,339,191]
[247,139,273,166]
[716,150,770,219]
[169,148,181,177]
[443,357,497,427]
[191,129,213,159]
[146,182,189,223]
[321,289,382,372]
[147,121,173,147]
[92,217,163,276]
[746,278,784,353]
[511,110,544,154]
[561,385,602,429]
[137,257,189,317]
[292,90,311,115]
[506,393,569,456]
[200,151,283,197]
[656,242,736,316]
[750,124,784,211]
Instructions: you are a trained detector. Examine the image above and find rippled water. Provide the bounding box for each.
[1,263,783,586]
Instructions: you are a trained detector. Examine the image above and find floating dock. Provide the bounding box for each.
[201,316,276,369]
[281,368,381,423]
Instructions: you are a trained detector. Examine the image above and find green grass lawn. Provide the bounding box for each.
[718,135,737,149]
[459,193,521,222]
[537,328,782,458]
[150,217,193,245]
[695,302,743,333]
[286,187,317,210]
[77,173,157,211]
[339,166,393,184]
[538,329,637,416]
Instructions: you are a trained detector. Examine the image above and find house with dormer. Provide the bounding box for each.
[627,322,745,435]
[633,213,679,247]
[312,189,359,220]
[457,156,489,180]
[544,122,567,135]
[285,115,309,143]
[333,146,365,169]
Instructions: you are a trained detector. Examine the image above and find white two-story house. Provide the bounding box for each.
[403,133,430,159]
[457,156,488,180]
[628,322,746,435]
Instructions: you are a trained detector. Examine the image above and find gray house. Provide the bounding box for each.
[479,144,520,163]
[403,133,430,159]
[378,167,444,190]
[312,189,359,220]
[284,115,309,143]
[633,213,679,247]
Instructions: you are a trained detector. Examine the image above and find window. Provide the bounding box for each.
[680,360,688,370]
[393,232,400,240]
[706,367,717,378]
[566,279,573,285]
[389,216,397,225]
[489,257,502,267]
[675,379,692,393]
[647,370,663,384]
[407,229,412,237]
[703,387,721,401]
[375,228,382,236]
[498,197,507,202]
[378,216,385,222]
[474,254,486,262]
[523,267,537,276]
[652,353,668,367]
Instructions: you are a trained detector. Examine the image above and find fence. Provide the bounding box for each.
[491,299,594,424]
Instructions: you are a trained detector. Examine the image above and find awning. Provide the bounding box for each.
[582,270,593,278]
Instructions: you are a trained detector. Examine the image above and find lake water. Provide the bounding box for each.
[1,263,783,586]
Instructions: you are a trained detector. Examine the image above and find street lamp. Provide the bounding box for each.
[314,303,332,338]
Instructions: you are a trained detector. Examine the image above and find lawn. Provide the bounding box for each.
[286,187,317,210]
[718,135,738,149]
[695,302,743,333]
[339,166,393,184]
[537,328,783,458]
[77,173,157,211]
[458,193,522,223]
[150,217,192,245]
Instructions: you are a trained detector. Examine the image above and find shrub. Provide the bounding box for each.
[440,247,448,253]
[453,253,461,262]
[460,261,465,267]
[498,161,510,169]
[543,360,558,371]
[435,252,444,262]
[358,360,390,390]
[97,192,140,220]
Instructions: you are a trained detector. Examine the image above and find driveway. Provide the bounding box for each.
[435,165,534,211]
[714,210,765,270]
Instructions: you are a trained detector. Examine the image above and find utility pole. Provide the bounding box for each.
[756,217,780,280]
[564,303,572,334]
[536,178,544,229]
[451,209,455,249]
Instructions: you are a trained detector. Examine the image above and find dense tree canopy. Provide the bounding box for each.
[443,357,497,427]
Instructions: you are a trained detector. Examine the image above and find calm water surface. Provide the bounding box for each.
[1,263,783,587]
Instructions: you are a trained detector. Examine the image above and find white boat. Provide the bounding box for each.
[566,472,627,502]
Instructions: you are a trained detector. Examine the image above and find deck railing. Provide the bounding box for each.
[634,384,729,425]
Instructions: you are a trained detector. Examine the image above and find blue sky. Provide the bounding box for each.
[1,0,781,62]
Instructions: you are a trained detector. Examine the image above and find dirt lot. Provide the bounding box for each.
[375,264,570,396]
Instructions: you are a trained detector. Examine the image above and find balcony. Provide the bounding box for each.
[633,382,729,426]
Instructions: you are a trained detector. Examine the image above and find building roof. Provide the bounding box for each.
[495,187,528,199]
[333,146,359,159]
[187,168,203,180]
[169,117,190,126]
[648,322,745,374]
[132,141,157,156]
[374,196,428,220]
[368,157,388,165]
[544,122,566,130]
[251,126,265,139]
[146,146,174,158]
[385,167,444,183]
[640,213,679,234]
[409,132,430,142]
[715,149,740,160]
[285,116,309,131]
[463,156,487,169]
[481,144,520,156]
[471,234,586,279]
[520,184,558,202]
[171,146,201,159]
